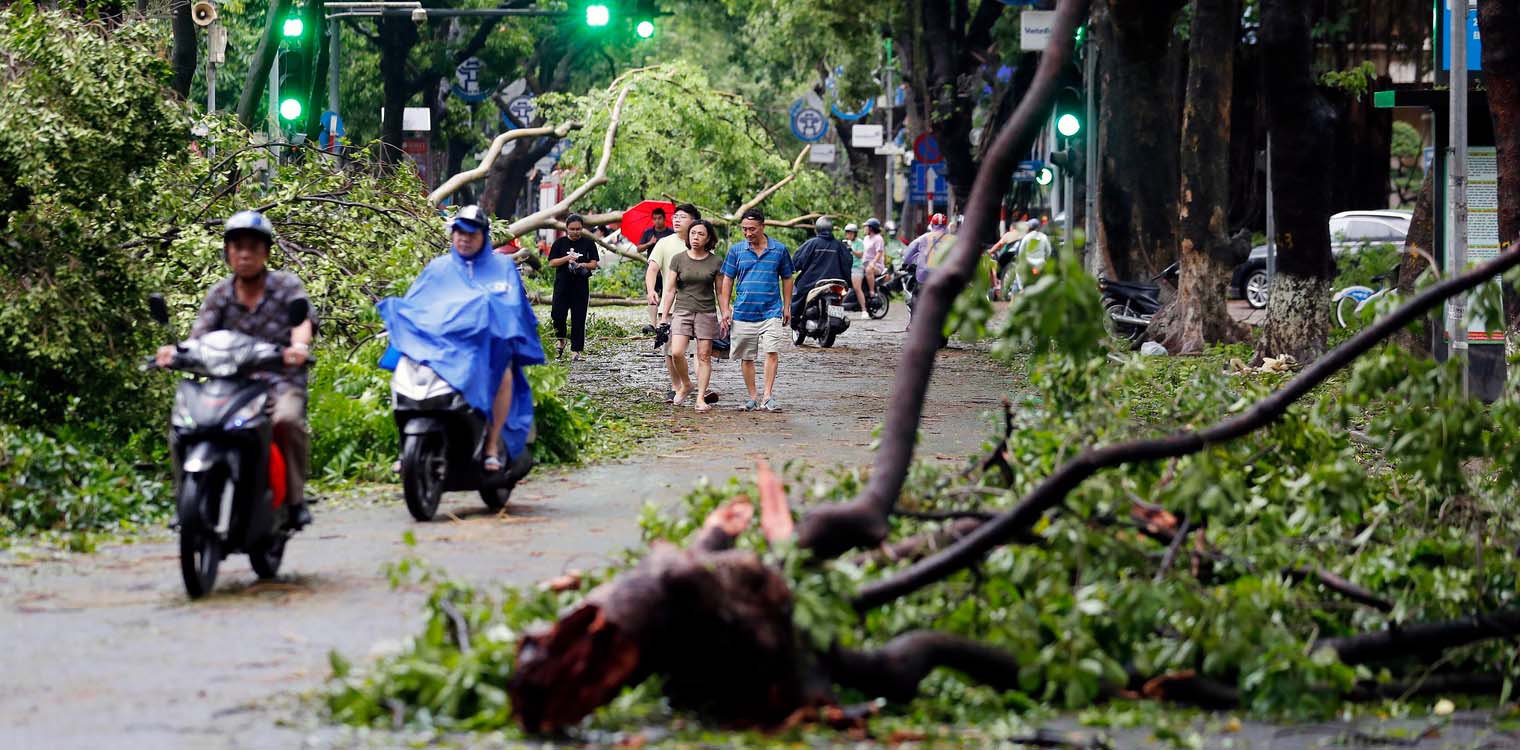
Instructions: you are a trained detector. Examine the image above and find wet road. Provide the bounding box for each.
[0,304,1017,750]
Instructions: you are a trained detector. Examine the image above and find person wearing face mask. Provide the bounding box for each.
[546,214,601,360]
[378,205,545,474]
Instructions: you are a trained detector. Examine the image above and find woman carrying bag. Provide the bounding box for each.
[657,220,728,411]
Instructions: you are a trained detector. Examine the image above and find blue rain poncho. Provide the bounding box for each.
[378,243,545,460]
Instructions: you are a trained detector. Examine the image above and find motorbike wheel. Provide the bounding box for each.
[867,292,890,319]
[793,323,807,346]
[178,474,220,598]
[1102,300,1142,346]
[401,433,447,522]
[822,329,837,348]
[479,484,512,512]
[249,534,286,580]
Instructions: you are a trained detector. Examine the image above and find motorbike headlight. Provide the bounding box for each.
[225,393,267,430]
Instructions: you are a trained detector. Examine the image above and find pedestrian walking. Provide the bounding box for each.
[720,208,794,412]
[547,213,600,360]
[646,204,700,402]
[657,220,728,412]
[636,207,675,327]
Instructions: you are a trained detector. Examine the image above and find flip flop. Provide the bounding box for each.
[694,401,712,413]
[484,454,504,472]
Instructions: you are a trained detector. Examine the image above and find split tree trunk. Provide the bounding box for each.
[1478,0,1520,325]
[1256,0,1337,363]
[235,0,293,129]
[1395,167,1436,354]
[1146,0,1248,353]
[1094,0,1185,281]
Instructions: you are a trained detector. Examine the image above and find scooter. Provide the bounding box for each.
[1098,262,1179,346]
[793,278,852,348]
[147,294,311,599]
[840,265,895,319]
[391,355,533,521]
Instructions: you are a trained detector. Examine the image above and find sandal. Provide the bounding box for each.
[694,393,712,412]
[483,453,504,472]
[672,389,691,406]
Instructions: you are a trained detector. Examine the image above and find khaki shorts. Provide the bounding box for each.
[729,317,786,361]
[670,309,721,340]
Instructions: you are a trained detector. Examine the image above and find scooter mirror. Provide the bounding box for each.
[148,294,170,327]
[287,298,310,327]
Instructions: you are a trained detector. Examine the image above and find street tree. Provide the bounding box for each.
[1477,0,1520,324]
[1257,0,1337,363]
[1145,0,1249,353]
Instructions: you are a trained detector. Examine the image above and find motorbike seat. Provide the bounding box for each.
[805,279,850,305]
[1101,279,1161,298]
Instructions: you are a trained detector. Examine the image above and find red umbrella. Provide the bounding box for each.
[618,200,676,251]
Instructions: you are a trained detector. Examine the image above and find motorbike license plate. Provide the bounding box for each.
[828,305,846,319]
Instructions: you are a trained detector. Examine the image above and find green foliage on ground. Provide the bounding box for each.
[328,255,1519,742]
[0,424,170,540]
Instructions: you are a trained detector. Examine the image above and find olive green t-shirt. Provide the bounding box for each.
[667,250,723,314]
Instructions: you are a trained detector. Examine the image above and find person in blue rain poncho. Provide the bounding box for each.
[378,205,545,472]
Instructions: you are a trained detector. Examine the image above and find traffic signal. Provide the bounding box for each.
[282,15,304,38]
[585,3,609,26]
[276,10,311,130]
[1035,166,1054,186]
[1053,87,1082,140]
[1048,148,1084,180]
[635,18,655,38]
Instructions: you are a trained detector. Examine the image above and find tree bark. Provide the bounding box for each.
[1094,0,1186,281]
[236,0,293,129]
[1325,85,1393,214]
[1395,167,1435,353]
[918,0,1004,207]
[377,14,421,166]
[1478,0,1520,325]
[169,0,196,99]
[1146,0,1248,353]
[300,0,328,141]
[1256,0,1337,363]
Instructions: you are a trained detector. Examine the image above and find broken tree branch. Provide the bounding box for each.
[725,146,813,223]
[428,120,580,208]
[502,83,633,241]
[851,237,1520,611]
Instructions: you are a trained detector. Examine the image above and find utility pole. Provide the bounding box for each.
[328,17,341,119]
[884,36,894,224]
[1083,45,1097,265]
[1265,132,1275,288]
[1448,0,1469,389]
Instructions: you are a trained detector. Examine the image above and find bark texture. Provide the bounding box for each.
[1479,0,1520,325]
[1256,0,1337,363]
[914,0,1006,206]
[1395,167,1435,353]
[1094,0,1186,281]
[376,14,421,166]
[1147,0,1248,353]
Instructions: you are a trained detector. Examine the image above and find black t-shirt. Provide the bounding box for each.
[549,236,600,291]
[640,226,674,250]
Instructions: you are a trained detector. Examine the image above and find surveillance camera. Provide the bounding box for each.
[411,7,427,24]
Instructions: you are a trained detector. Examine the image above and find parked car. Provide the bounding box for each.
[1232,210,1411,309]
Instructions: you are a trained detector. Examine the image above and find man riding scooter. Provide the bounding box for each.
[157,210,315,530]
[377,206,546,520]
[790,217,856,342]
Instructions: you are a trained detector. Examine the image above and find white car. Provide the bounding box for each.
[1232,210,1411,309]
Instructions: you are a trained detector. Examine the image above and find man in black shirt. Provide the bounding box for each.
[637,207,675,327]
[547,214,601,359]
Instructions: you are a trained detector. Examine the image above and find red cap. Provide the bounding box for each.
[929,212,947,226]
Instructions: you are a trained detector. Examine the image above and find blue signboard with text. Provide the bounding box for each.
[1441,1,1481,72]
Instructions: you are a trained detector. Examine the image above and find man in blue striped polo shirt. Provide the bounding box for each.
[719,208,794,412]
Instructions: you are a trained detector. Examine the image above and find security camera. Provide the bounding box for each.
[411,7,427,24]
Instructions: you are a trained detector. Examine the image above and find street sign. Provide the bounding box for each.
[808,143,837,163]
[1021,10,1055,52]
[909,162,947,203]
[790,99,829,142]
[451,57,490,103]
[1013,159,1044,182]
[913,132,942,164]
[851,124,884,148]
[1441,0,1481,72]
[382,107,432,132]
[319,111,345,152]
[874,144,903,156]
[506,95,536,126]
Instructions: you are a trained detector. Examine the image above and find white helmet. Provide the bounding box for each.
[843,223,858,233]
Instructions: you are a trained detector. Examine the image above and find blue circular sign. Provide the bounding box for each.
[789,100,829,143]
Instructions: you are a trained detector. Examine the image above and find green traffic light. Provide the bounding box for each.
[585,4,609,26]
[279,98,303,122]
[1036,167,1053,186]
[282,16,304,38]
[636,19,655,38]
[1057,113,1081,138]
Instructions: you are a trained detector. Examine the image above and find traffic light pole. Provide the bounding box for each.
[329,17,341,121]
[1084,45,1097,264]
[268,51,281,141]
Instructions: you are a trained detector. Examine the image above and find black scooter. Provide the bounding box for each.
[793,278,853,348]
[147,294,311,599]
[1098,262,1179,346]
[390,355,533,521]
[840,265,894,319]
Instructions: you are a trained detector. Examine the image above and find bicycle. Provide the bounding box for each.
[1331,264,1400,329]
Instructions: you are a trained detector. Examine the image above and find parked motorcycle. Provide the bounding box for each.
[793,278,852,348]
[1099,262,1179,346]
[391,355,534,521]
[147,294,311,599]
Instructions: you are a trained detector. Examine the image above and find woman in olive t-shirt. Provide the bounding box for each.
[657,220,729,411]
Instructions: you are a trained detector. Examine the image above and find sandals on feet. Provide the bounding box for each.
[762,398,782,412]
[672,389,691,406]
[741,399,759,411]
[483,453,504,472]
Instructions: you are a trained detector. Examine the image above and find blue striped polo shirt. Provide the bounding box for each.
[722,237,794,322]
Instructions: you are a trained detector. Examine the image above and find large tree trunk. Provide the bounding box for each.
[1228,38,1266,231]
[377,14,421,166]
[1094,0,1185,281]
[1146,0,1248,353]
[1256,0,1337,363]
[918,0,1004,207]
[1479,0,1520,326]
[1395,167,1436,353]
[236,0,292,129]
[298,0,326,140]
[1325,85,1394,213]
[169,0,196,99]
